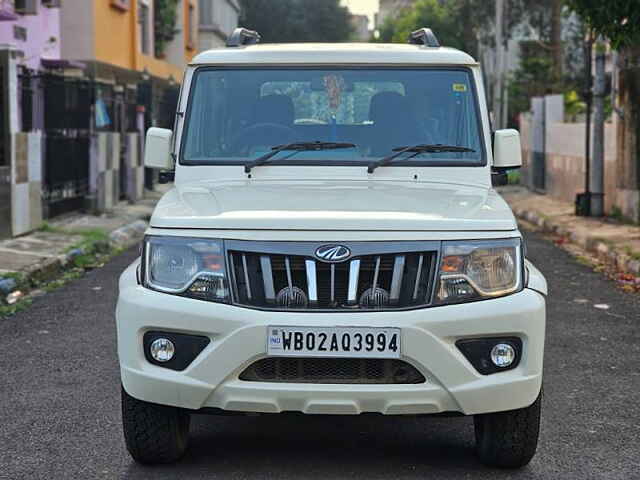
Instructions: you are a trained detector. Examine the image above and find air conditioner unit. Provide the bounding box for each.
[42,0,62,8]
[14,0,39,15]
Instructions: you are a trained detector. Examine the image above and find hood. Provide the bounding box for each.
[150,180,516,232]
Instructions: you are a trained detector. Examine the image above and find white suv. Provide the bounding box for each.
[117,28,547,468]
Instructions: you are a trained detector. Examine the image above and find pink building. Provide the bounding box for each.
[0,1,61,71]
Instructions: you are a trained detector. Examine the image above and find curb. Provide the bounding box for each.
[512,207,640,275]
[60,219,147,268]
[1,219,148,305]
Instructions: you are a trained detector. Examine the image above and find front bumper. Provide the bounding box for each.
[116,260,545,416]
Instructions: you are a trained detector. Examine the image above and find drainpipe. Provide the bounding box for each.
[590,38,606,216]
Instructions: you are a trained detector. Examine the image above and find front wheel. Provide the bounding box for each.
[121,386,190,464]
[474,390,542,468]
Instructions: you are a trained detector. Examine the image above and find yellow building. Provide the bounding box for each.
[60,0,198,83]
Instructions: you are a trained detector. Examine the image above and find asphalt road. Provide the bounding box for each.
[1,229,639,480]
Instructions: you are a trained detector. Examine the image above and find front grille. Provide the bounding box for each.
[227,241,437,311]
[239,357,426,384]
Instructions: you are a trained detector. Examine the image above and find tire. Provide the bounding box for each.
[473,390,542,468]
[121,386,190,464]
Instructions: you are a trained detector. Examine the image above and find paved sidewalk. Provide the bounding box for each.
[500,186,640,275]
[0,187,167,302]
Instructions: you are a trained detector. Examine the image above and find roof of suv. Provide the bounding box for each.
[191,43,477,66]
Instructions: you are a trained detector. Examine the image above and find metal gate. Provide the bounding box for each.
[43,133,90,218]
[0,51,12,238]
[41,74,92,218]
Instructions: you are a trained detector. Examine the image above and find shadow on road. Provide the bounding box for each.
[121,414,508,479]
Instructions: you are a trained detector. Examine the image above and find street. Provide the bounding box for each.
[1,229,639,480]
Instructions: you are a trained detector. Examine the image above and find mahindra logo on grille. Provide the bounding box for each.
[315,245,351,262]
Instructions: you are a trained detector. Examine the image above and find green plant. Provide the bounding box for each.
[154,0,180,58]
[507,170,521,185]
[623,246,640,261]
[564,90,586,120]
[38,221,56,232]
[64,228,110,253]
[0,298,33,318]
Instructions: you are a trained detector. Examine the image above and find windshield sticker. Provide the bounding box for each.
[452,83,467,92]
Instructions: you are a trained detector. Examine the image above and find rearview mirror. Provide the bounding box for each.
[144,127,173,169]
[493,129,522,169]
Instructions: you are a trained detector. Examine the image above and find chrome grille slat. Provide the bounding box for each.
[347,259,361,305]
[330,264,335,304]
[260,255,275,303]
[241,253,252,300]
[389,255,405,304]
[371,256,381,290]
[413,254,424,300]
[305,259,318,304]
[229,246,436,311]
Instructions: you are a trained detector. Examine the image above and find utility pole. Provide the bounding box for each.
[493,0,504,129]
[591,38,606,216]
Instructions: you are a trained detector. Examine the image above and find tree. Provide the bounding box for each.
[238,0,352,43]
[567,0,640,220]
[549,0,564,82]
[376,0,494,59]
[567,0,640,49]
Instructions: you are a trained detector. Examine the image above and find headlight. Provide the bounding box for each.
[435,239,522,305]
[143,236,229,303]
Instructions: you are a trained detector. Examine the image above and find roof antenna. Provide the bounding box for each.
[408,28,440,47]
[226,28,261,47]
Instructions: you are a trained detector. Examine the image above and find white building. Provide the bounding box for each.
[198,0,240,51]
[350,14,370,42]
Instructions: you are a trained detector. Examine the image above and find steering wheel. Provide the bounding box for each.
[230,123,297,154]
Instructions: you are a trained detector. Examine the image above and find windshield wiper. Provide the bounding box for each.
[367,144,475,173]
[244,141,357,173]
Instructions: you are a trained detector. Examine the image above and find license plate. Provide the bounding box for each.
[267,326,401,358]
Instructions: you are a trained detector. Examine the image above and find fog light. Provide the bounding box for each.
[150,338,175,362]
[490,343,516,368]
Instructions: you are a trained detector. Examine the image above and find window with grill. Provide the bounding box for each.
[138,2,151,55]
[14,0,38,15]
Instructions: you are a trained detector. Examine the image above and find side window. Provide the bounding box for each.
[183,74,228,159]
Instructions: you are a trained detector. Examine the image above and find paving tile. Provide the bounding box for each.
[14,133,28,183]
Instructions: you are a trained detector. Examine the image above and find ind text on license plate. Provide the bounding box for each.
[267,326,401,358]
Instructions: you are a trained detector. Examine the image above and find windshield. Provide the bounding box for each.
[181,68,484,166]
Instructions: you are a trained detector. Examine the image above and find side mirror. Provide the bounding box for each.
[144,127,173,169]
[493,129,522,169]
